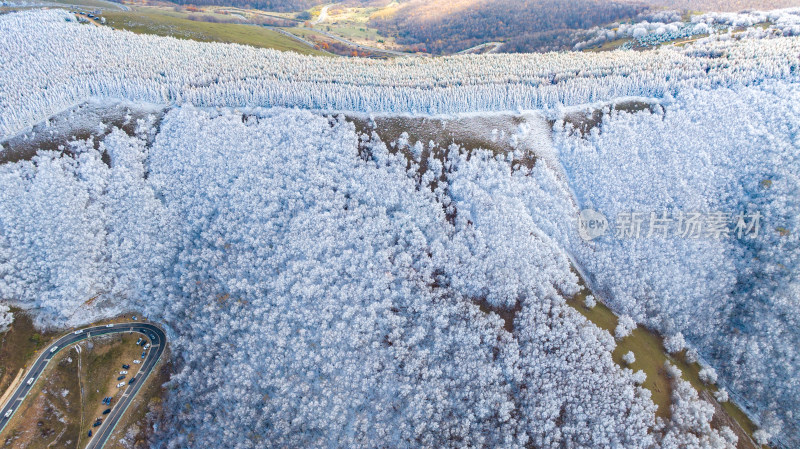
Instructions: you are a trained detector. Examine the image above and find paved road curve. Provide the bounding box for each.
[313,28,419,57]
[0,322,166,448]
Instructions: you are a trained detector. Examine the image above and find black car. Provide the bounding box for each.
[93,419,102,427]
[122,364,130,369]
[88,430,92,437]
[128,377,136,384]
[117,375,125,381]
[102,408,111,415]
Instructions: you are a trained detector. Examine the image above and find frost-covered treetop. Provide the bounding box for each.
[2,9,800,137]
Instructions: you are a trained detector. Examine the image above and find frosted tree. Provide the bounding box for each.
[0,304,12,332]
[615,314,636,339]
[699,367,718,385]
[753,429,771,446]
[664,332,686,354]
[659,363,737,449]
[2,9,800,137]
[623,351,636,365]
[685,348,699,364]
[555,82,800,446]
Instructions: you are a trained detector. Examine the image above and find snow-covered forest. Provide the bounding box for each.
[2,9,800,138]
[556,84,800,448]
[0,8,798,449]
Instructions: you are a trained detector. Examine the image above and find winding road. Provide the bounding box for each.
[0,322,166,448]
[456,41,505,55]
[313,3,334,25]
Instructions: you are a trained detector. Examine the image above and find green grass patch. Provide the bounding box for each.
[306,3,397,45]
[102,9,327,55]
[324,24,385,42]
[567,290,672,419]
[568,284,764,446]
[289,27,324,39]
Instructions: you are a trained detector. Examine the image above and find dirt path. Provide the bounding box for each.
[0,369,24,409]
[313,3,335,25]
[75,344,86,448]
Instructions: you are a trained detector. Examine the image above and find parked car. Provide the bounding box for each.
[116,382,125,388]
[133,360,141,364]
[122,364,130,369]
[102,408,111,415]
[117,375,125,381]
[120,370,128,375]
[88,430,92,437]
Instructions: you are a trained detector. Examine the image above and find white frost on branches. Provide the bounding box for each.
[615,314,636,338]
[0,304,13,332]
[623,351,636,365]
[2,9,800,137]
[664,332,686,354]
[0,8,798,446]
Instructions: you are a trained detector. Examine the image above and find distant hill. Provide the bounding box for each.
[369,0,647,54]
[168,0,326,13]
[165,0,378,13]
[140,0,800,52]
